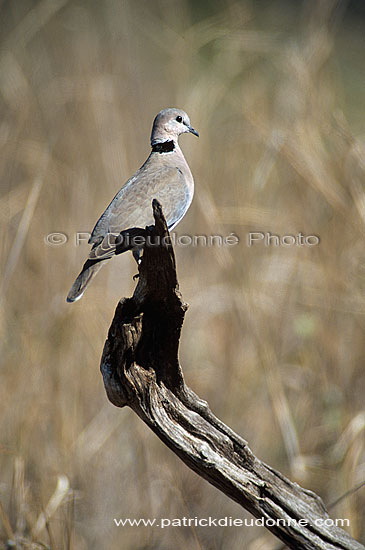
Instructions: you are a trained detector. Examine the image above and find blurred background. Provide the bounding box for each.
[1,0,364,548]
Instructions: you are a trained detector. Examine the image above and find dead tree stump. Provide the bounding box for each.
[100,200,364,550]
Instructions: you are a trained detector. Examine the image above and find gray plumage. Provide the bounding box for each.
[67,108,198,302]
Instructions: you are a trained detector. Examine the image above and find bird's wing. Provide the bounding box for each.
[87,161,191,260]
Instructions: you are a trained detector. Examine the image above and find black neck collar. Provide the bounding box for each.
[151,140,175,153]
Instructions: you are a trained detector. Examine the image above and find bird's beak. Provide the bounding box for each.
[187,125,199,137]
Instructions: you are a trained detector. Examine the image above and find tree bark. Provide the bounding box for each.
[100,200,364,550]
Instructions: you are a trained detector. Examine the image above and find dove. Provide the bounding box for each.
[67,108,198,302]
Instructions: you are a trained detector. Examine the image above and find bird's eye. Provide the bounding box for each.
[176,116,183,123]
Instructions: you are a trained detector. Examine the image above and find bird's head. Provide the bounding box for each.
[151,108,199,146]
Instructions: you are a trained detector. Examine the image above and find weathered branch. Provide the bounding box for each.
[100,200,364,550]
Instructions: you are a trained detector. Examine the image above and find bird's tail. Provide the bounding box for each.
[66,259,108,303]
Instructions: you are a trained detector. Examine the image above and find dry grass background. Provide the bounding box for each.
[0,0,364,548]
